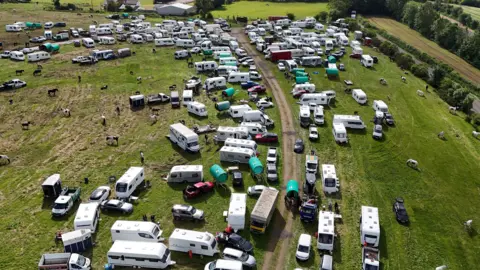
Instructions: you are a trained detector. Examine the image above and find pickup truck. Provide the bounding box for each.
[147,93,170,104]
[0,79,27,91]
[362,247,380,270]
[52,187,81,217]
[38,253,90,270]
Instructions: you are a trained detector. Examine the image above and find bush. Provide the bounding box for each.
[411,64,430,80]
[379,41,398,57]
[206,12,213,20]
[472,113,480,126]
[287,13,295,21]
[371,37,382,47]
[125,5,134,12]
[395,53,415,69]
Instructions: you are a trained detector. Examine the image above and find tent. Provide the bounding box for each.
[210,164,227,183]
[122,13,129,18]
[26,22,42,29]
[248,157,263,175]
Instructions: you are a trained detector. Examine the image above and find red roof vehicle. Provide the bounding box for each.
[254,133,278,143]
[247,85,266,94]
[183,182,215,199]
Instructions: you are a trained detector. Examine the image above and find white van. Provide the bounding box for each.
[214,126,249,143]
[332,123,347,144]
[82,38,95,48]
[229,40,239,51]
[314,105,325,125]
[10,51,25,61]
[74,202,100,232]
[216,66,238,77]
[107,241,174,269]
[155,38,174,46]
[361,55,374,67]
[242,110,275,128]
[27,51,50,62]
[130,34,145,44]
[174,50,189,59]
[205,259,243,270]
[182,90,193,105]
[187,101,207,117]
[292,83,315,93]
[317,211,335,252]
[352,89,367,105]
[99,36,115,45]
[169,229,219,256]
[298,93,330,106]
[315,23,324,31]
[166,165,203,183]
[240,122,266,136]
[115,167,145,199]
[204,76,227,90]
[97,28,112,35]
[321,164,339,194]
[333,115,365,129]
[111,220,163,242]
[226,193,247,232]
[372,100,388,113]
[360,206,380,247]
[224,138,258,154]
[89,25,96,34]
[325,39,334,51]
[227,72,250,83]
[220,146,255,164]
[5,24,22,32]
[195,61,218,72]
[175,38,195,48]
[229,105,252,118]
[248,31,257,41]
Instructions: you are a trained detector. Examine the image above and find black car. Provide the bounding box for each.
[393,198,409,224]
[232,171,243,187]
[294,138,304,153]
[216,232,253,253]
[384,113,395,125]
[54,22,67,28]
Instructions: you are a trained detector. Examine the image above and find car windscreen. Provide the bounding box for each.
[298,245,309,253]
[116,183,127,192]
[318,233,333,244]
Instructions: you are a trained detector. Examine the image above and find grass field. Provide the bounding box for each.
[31,0,157,10]
[212,1,328,20]
[452,4,480,21]
[369,17,480,87]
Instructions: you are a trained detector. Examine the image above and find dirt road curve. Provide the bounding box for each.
[231,28,300,270]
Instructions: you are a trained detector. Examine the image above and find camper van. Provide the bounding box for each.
[155,38,174,46]
[168,229,218,256]
[10,51,25,61]
[332,123,347,144]
[107,241,174,269]
[115,167,145,199]
[360,206,380,247]
[242,110,275,128]
[194,61,218,72]
[298,93,331,106]
[182,90,193,105]
[175,39,195,48]
[204,76,227,90]
[229,105,252,118]
[226,193,247,232]
[240,122,266,135]
[130,34,145,44]
[317,211,335,252]
[110,220,163,243]
[352,89,367,105]
[361,55,374,67]
[332,115,365,129]
[99,36,115,45]
[220,146,255,164]
[5,24,22,32]
[321,164,339,194]
[292,83,316,93]
[299,105,311,128]
[216,66,238,77]
[187,101,207,117]
[166,165,203,183]
[214,126,249,143]
[224,138,258,154]
[168,123,200,153]
[74,202,100,232]
[174,50,189,59]
[227,72,250,83]
[82,38,95,48]
[229,40,239,50]
[27,51,50,62]
[372,100,388,113]
[314,105,325,125]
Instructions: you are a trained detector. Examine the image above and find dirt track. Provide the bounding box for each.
[231,28,300,270]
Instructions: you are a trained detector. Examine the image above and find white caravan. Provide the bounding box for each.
[317,211,335,252]
[321,164,340,194]
[82,38,95,48]
[195,61,218,72]
[168,229,219,256]
[242,110,275,128]
[314,105,325,125]
[97,28,112,35]
[352,89,367,105]
[360,206,380,247]
[168,123,200,153]
[220,146,255,164]
[332,115,366,129]
[182,90,193,105]
[372,100,388,113]
[172,31,189,39]
[175,39,195,48]
[211,46,230,53]
[315,23,324,31]
[98,36,115,45]
[292,83,316,93]
[10,51,25,61]
[115,167,145,199]
[227,72,250,83]
[204,76,227,90]
[214,126,249,143]
[361,55,374,67]
[110,220,163,242]
[224,138,258,154]
[107,240,174,269]
[166,165,203,183]
[219,57,238,66]
[187,101,207,117]
[5,24,22,32]
[155,38,174,46]
[27,51,51,62]
[332,123,348,144]
[226,193,247,232]
[300,56,322,66]
[298,93,331,106]
[240,122,266,135]
[229,40,239,50]
[229,105,252,118]
[74,202,100,232]
[325,40,334,51]
[299,105,311,128]
[217,66,238,77]
[130,34,145,44]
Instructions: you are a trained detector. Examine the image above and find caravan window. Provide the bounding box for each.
[141,173,143,177]
[109,255,121,260]
[170,173,177,178]
[347,121,362,126]
[161,249,170,263]
[190,243,195,247]
[325,179,336,187]
[192,173,199,177]
[139,233,154,239]
[201,245,208,250]
[117,183,127,192]
[187,141,198,147]
[318,233,333,244]
[128,184,133,190]
[135,258,146,261]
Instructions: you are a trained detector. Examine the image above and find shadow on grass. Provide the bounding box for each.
[251,208,286,253]
[380,226,388,259]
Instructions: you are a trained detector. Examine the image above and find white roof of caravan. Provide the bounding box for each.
[318,211,335,235]
[117,167,144,184]
[170,123,197,137]
[42,174,61,186]
[220,146,255,155]
[362,54,373,60]
[321,164,337,178]
[229,193,246,216]
[75,202,100,223]
[109,240,168,256]
[130,94,144,100]
[333,114,362,121]
[111,220,159,232]
[225,138,256,146]
[361,206,380,232]
[170,165,203,173]
[333,122,347,133]
[206,76,227,82]
[213,259,243,270]
[189,101,205,108]
[374,100,388,108]
[217,126,249,133]
[169,228,214,241]
[352,89,366,96]
[62,229,92,242]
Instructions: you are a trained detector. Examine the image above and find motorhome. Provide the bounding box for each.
[187,101,207,117]
[250,188,279,233]
[317,211,335,252]
[5,24,22,32]
[216,66,238,77]
[224,138,258,154]
[299,105,311,128]
[229,104,252,118]
[240,122,266,136]
[300,56,322,67]
[98,36,115,45]
[107,241,174,269]
[175,39,195,48]
[360,206,380,247]
[321,164,339,194]
[74,202,100,232]
[166,165,203,183]
[27,51,51,62]
[285,60,298,72]
[220,146,255,164]
[168,229,218,256]
[194,61,218,72]
[332,123,348,144]
[227,72,250,83]
[110,220,163,243]
[298,93,331,106]
[82,38,95,48]
[182,90,193,105]
[332,115,366,129]
[325,39,334,51]
[168,123,200,153]
[372,100,388,113]
[292,83,316,93]
[314,105,325,125]
[352,89,367,105]
[226,193,247,232]
[214,126,249,143]
[155,38,174,46]
[130,34,145,44]
[361,55,374,67]
[115,167,145,199]
[10,51,25,61]
[242,110,275,128]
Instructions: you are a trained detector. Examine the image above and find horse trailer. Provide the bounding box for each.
[187,101,207,117]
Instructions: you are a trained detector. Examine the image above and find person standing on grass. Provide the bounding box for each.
[78,75,81,83]
[140,151,144,164]
[425,85,428,91]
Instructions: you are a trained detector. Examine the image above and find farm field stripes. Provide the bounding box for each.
[369,17,480,86]
[452,4,480,21]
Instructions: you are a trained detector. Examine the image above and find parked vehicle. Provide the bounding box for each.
[362,247,380,270]
[107,241,174,269]
[294,138,304,153]
[321,164,340,194]
[62,229,93,253]
[10,51,25,61]
[52,187,81,217]
[295,234,312,261]
[352,89,367,105]
[74,202,100,232]
[372,124,383,140]
[0,50,12,58]
[28,51,51,62]
[250,188,278,233]
[110,220,163,242]
[332,115,365,129]
[372,100,388,113]
[225,193,247,231]
[216,232,253,253]
[204,259,243,270]
[115,167,144,199]
[384,113,395,125]
[228,72,250,83]
[204,77,227,91]
[42,174,64,198]
[393,197,409,224]
[1,79,27,90]
[309,125,319,140]
[88,186,111,203]
[360,206,380,247]
[266,163,278,182]
[169,229,218,256]
[214,126,249,143]
[166,165,203,183]
[266,147,277,164]
[232,171,244,187]
[183,182,215,199]
[332,123,348,144]
[222,248,256,268]
[254,132,278,143]
[239,123,266,136]
[321,255,333,270]
[240,81,259,89]
[243,110,275,128]
[317,211,335,252]
[38,253,90,270]
[187,101,207,117]
[100,199,133,214]
[81,38,95,48]
[171,91,180,108]
[53,32,69,41]
[30,36,46,43]
[220,146,256,164]
[313,106,324,125]
[299,105,310,128]
[168,123,200,153]
[147,93,170,104]
[361,55,374,67]
[298,93,331,106]
[171,204,204,221]
[247,85,267,94]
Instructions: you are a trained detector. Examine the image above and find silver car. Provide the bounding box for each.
[222,248,256,267]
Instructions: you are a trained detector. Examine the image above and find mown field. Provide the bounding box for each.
[262,43,480,269]
[369,17,480,86]
[453,4,480,21]
[212,1,328,20]
[0,9,285,270]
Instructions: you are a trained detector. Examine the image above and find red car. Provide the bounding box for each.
[247,85,267,94]
[254,133,278,143]
[183,182,215,199]
[292,90,307,98]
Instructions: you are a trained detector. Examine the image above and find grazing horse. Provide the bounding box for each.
[21,121,31,130]
[15,69,24,75]
[379,78,387,85]
[106,135,119,145]
[152,48,156,53]
[129,71,134,75]
[33,69,42,76]
[137,76,142,83]
[100,85,108,90]
[0,155,10,165]
[401,76,406,83]
[472,131,479,139]
[406,159,418,169]
[48,89,58,97]
[449,106,458,115]
[115,106,120,116]
[151,107,160,115]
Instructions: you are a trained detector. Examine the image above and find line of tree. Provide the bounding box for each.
[195,0,225,18]
[461,0,480,7]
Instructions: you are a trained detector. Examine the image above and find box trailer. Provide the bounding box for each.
[250,188,279,233]
[62,229,93,253]
[269,50,292,62]
[38,253,90,270]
